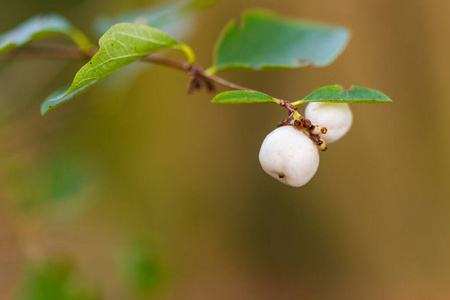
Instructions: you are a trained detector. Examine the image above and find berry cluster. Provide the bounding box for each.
[259,103,353,187]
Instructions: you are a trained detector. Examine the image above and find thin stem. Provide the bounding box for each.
[0,44,292,109]
[0,44,328,150]
[0,45,264,92]
[141,54,191,71]
[203,73,255,92]
[291,100,305,106]
[142,54,265,95]
[177,44,196,66]
[0,44,95,60]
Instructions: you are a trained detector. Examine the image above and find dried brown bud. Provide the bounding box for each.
[302,118,312,129]
[277,118,293,127]
[293,120,302,129]
[205,79,215,92]
[187,78,202,94]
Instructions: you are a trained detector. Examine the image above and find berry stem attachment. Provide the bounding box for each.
[279,99,297,115]
[276,105,328,152]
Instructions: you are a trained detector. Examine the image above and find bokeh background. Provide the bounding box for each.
[1,0,450,299]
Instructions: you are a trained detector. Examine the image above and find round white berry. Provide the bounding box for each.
[304,102,353,144]
[259,126,319,187]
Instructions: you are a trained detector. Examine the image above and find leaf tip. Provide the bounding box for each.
[40,102,52,116]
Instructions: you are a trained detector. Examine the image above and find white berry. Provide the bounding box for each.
[259,126,319,187]
[305,102,353,144]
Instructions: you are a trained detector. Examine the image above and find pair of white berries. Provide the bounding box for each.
[259,102,353,187]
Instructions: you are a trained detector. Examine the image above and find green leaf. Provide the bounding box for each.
[0,14,91,55]
[211,90,278,104]
[208,10,351,73]
[41,85,89,116]
[295,85,392,104]
[41,22,194,115]
[16,260,100,300]
[90,0,217,93]
[93,0,217,37]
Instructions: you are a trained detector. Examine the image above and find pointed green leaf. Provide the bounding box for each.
[208,10,350,73]
[41,22,194,115]
[212,90,278,104]
[295,85,392,104]
[91,0,217,91]
[93,0,217,37]
[0,14,91,55]
[41,85,79,115]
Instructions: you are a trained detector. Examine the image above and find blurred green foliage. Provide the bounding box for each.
[15,260,100,300]
[0,14,91,55]
[6,153,92,211]
[93,0,217,37]
[120,241,166,297]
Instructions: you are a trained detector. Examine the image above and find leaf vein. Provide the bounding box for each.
[108,36,130,54]
[115,31,169,46]
[87,52,149,73]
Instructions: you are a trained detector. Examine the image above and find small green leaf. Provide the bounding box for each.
[208,10,350,73]
[295,85,392,104]
[212,90,278,104]
[41,23,194,115]
[93,0,217,37]
[0,14,91,55]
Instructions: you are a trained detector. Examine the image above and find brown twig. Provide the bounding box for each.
[0,44,288,105]
[0,44,329,150]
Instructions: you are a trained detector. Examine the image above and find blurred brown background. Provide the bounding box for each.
[1,0,450,299]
